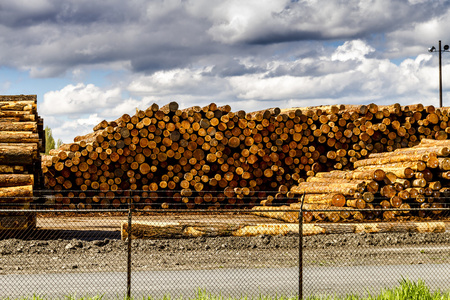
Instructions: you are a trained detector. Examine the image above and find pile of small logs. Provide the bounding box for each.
[41,101,450,209]
[0,95,44,209]
[289,138,450,222]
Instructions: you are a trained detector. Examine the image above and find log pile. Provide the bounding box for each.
[0,95,44,209]
[289,138,450,222]
[41,101,450,210]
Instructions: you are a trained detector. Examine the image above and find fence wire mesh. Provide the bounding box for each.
[0,209,128,299]
[0,207,300,299]
[0,201,449,299]
[301,205,450,298]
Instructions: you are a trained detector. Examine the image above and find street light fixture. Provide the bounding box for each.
[428,40,450,107]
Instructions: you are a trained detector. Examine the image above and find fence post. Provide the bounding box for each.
[127,205,132,299]
[299,192,304,299]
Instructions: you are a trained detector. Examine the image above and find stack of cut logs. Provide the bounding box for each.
[286,138,450,222]
[0,95,44,209]
[41,101,450,210]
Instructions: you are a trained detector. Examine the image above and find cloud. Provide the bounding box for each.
[49,113,104,142]
[41,83,122,115]
[331,40,375,62]
[125,39,439,108]
[0,0,447,78]
[200,0,449,45]
[41,83,141,142]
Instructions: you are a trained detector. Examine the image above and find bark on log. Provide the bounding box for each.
[0,174,33,187]
[0,185,33,202]
[0,144,35,164]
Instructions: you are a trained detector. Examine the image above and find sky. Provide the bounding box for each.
[1,0,450,143]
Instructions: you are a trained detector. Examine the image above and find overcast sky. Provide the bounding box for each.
[1,0,450,142]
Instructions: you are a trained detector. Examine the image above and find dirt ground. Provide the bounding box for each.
[0,214,449,274]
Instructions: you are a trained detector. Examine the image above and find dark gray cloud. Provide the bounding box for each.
[206,58,265,77]
[0,1,138,27]
[237,1,450,45]
[0,0,448,78]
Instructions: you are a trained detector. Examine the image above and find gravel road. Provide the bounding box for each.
[1,230,450,275]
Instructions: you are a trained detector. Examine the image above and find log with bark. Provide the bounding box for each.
[0,95,43,210]
[41,100,450,218]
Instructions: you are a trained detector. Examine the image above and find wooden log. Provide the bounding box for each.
[299,193,346,207]
[354,161,426,172]
[40,100,450,214]
[251,206,299,223]
[315,169,385,181]
[0,100,36,112]
[354,153,432,167]
[306,177,379,192]
[291,203,344,222]
[292,182,363,195]
[0,111,36,121]
[0,174,33,187]
[368,145,450,157]
[0,144,36,164]
[300,221,446,235]
[0,165,25,173]
[0,185,33,202]
[122,220,303,239]
[0,122,37,132]
[0,95,37,102]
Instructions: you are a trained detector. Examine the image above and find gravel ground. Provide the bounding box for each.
[1,230,450,274]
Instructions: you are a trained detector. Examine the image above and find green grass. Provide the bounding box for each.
[305,278,450,300]
[4,279,450,300]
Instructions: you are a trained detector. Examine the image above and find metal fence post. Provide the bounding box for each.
[299,192,304,299]
[127,205,132,299]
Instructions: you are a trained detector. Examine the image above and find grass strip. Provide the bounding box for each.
[4,278,450,300]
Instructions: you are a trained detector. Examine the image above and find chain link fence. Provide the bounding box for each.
[301,204,450,298]
[0,207,300,299]
[0,203,449,299]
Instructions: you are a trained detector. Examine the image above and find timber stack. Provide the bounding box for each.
[0,95,44,228]
[286,138,450,222]
[41,101,450,210]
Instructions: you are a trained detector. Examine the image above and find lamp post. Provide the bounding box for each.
[429,40,450,108]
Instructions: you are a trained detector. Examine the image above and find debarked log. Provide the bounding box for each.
[121,220,447,239]
[354,154,432,167]
[315,169,386,181]
[251,206,299,223]
[291,193,346,207]
[292,182,364,195]
[301,221,446,236]
[121,220,298,240]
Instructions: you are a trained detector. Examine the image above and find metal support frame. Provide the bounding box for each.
[299,192,305,299]
[127,205,132,299]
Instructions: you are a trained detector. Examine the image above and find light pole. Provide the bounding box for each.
[429,40,450,107]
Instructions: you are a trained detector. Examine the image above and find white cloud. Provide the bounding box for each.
[51,114,104,142]
[41,83,122,115]
[202,0,287,44]
[331,40,375,62]
[41,83,129,142]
